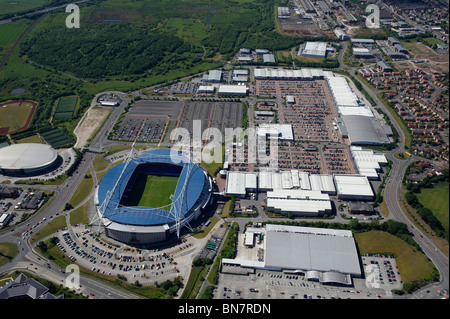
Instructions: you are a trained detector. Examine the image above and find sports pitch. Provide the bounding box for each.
[0,100,37,134]
[126,174,179,209]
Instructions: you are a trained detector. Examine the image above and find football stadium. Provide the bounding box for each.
[95,148,213,245]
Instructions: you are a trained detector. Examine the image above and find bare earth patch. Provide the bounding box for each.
[74,106,111,148]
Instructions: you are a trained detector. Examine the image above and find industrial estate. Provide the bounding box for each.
[0,0,448,305]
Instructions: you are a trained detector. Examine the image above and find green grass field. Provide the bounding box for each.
[355,230,436,283]
[0,100,35,133]
[416,182,449,238]
[126,174,179,209]
[0,0,48,16]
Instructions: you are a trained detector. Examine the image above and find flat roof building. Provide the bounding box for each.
[222,224,362,286]
[334,28,349,40]
[266,189,332,216]
[340,115,391,145]
[350,146,388,180]
[203,70,222,82]
[217,85,248,96]
[350,38,375,44]
[257,124,293,141]
[263,54,276,63]
[225,171,258,197]
[197,85,215,94]
[334,174,374,201]
[238,56,253,63]
[353,47,374,59]
[300,42,328,58]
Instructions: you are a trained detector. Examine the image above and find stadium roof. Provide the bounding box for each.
[97,148,207,226]
[0,143,58,170]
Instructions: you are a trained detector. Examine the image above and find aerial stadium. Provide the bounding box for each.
[94,148,213,245]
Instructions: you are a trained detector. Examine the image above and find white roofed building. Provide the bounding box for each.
[300,42,328,58]
[222,224,362,286]
[334,174,374,201]
[266,189,332,216]
[218,85,248,96]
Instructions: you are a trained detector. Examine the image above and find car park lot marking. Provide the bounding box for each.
[215,270,393,299]
[54,224,195,285]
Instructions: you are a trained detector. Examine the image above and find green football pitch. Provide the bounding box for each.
[125,174,179,209]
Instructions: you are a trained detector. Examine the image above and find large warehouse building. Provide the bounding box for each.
[325,75,391,145]
[95,148,213,245]
[222,224,362,286]
[0,143,60,176]
[334,174,374,201]
[300,42,328,59]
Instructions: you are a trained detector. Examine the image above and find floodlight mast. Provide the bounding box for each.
[169,151,195,238]
[93,120,145,232]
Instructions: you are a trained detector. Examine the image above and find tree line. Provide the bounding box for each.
[404,169,449,240]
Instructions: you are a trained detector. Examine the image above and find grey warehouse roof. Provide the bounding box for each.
[264,225,361,276]
[341,115,391,145]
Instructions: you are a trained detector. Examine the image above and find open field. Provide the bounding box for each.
[39,127,73,148]
[53,96,78,121]
[417,182,449,238]
[74,105,111,148]
[0,99,37,134]
[401,41,436,56]
[0,18,33,60]
[0,0,48,16]
[0,242,18,267]
[126,174,179,208]
[355,230,436,283]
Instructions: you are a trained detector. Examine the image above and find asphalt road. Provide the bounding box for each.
[0,94,130,298]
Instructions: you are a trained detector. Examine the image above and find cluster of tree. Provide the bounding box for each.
[22,24,186,78]
[404,169,449,240]
[294,57,339,69]
[155,276,183,298]
[219,223,240,259]
[265,219,421,251]
[202,0,304,57]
